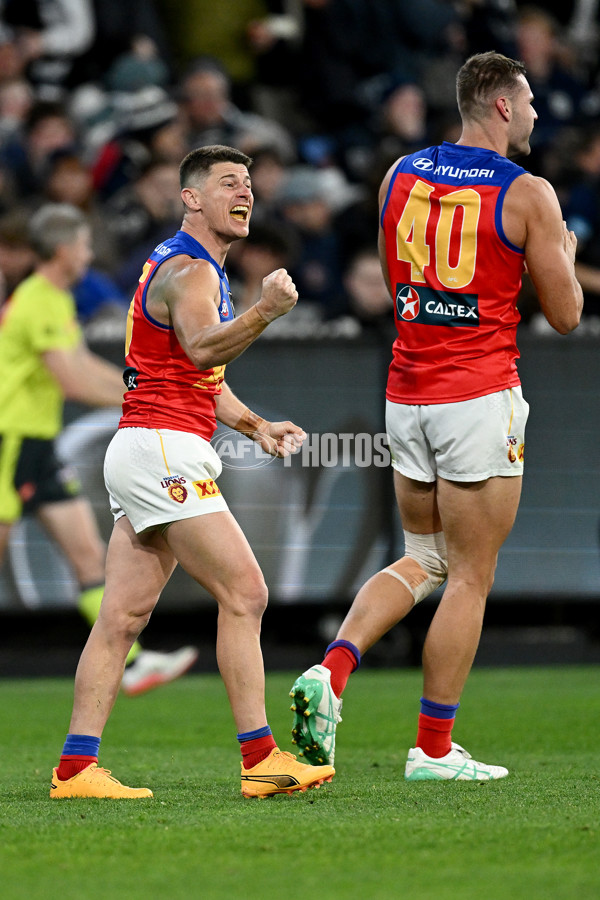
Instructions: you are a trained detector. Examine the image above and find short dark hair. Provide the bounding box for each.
[179,145,252,188]
[457,52,527,123]
[28,204,88,260]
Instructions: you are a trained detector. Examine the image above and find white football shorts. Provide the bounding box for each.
[104,427,228,534]
[386,386,529,483]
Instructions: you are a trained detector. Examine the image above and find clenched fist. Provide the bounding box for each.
[255,268,298,323]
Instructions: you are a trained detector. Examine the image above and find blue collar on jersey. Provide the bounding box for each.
[144,230,235,326]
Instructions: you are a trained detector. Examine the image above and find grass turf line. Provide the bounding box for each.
[0,667,598,900]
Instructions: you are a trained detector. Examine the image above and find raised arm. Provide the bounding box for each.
[506,174,583,334]
[156,258,298,372]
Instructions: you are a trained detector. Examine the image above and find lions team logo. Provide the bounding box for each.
[506,435,518,464]
[168,484,188,503]
[397,285,421,320]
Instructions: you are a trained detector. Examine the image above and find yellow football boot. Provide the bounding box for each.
[50,763,153,799]
[241,747,334,798]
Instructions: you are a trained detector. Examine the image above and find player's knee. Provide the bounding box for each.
[451,556,497,598]
[246,572,269,617]
[222,569,269,618]
[99,594,155,640]
[125,610,152,641]
[381,531,448,605]
[484,566,497,597]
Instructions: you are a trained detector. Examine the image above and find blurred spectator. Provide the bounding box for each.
[561,126,600,326]
[0,208,36,295]
[177,55,296,162]
[245,0,306,127]
[377,81,430,157]
[0,157,17,213]
[0,99,77,198]
[275,164,346,318]
[294,0,459,142]
[334,150,394,273]
[72,268,129,334]
[516,5,591,173]
[458,0,519,59]
[246,145,289,219]
[0,0,95,99]
[517,0,600,85]
[104,157,181,294]
[41,149,117,274]
[342,246,394,336]
[69,0,171,91]
[103,36,169,94]
[246,0,303,62]
[0,28,24,85]
[0,77,33,148]
[564,0,600,87]
[341,77,431,182]
[91,85,179,198]
[228,219,297,315]
[40,148,128,333]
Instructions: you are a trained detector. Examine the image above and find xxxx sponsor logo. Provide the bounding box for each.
[193,479,221,500]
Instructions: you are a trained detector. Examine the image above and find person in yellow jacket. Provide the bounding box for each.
[0,203,197,693]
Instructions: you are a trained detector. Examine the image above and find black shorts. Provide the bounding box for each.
[0,435,81,522]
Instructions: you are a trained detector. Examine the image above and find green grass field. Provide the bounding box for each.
[0,667,599,900]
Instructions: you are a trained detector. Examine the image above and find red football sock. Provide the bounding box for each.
[240,734,277,770]
[416,713,455,758]
[56,755,98,781]
[322,646,357,698]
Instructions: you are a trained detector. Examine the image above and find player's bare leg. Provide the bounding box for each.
[164,511,269,734]
[0,521,12,567]
[68,517,176,736]
[52,523,169,802]
[37,498,106,585]
[402,474,520,781]
[335,571,415,654]
[336,475,441,653]
[289,474,441,765]
[422,474,522,704]
[165,510,335,797]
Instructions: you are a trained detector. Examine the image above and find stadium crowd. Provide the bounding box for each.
[0,0,600,337]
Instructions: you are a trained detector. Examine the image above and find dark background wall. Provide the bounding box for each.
[1,331,598,611]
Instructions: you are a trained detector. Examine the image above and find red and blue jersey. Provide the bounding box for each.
[381,142,527,404]
[120,231,234,440]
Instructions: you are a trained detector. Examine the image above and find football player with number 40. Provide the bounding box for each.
[290,52,582,782]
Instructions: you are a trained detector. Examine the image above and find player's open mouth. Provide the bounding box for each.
[230,205,249,221]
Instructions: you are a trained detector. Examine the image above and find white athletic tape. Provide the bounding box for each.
[381,531,447,605]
